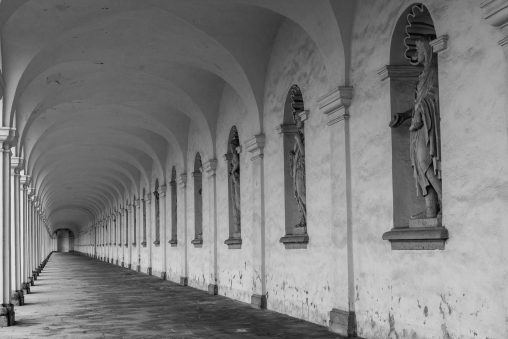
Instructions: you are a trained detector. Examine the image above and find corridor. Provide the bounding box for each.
[0,253,342,338]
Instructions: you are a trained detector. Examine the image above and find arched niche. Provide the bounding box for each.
[224,126,242,249]
[141,188,147,247]
[153,179,160,245]
[191,153,203,246]
[382,3,448,250]
[124,200,129,247]
[278,85,309,249]
[169,167,178,246]
[132,195,137,246]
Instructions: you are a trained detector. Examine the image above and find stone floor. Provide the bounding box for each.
[0,253,346,338]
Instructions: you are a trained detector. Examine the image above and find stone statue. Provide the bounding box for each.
[229,137,241,234]
[289,111,307,227]
[390,39,442,219]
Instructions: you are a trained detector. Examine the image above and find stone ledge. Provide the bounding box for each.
[382,226,449,250]
[224,237,242,249]
[280,234,309,249]
[191,238,203,247]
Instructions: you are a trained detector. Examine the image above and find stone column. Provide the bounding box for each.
[145,193,152,275]
[318,86,356,337]
[11,157,23,306]
[20,176,30,294]
[245,134,266,309]
[0,128,15,326]
[203,159,218,295]
[178,173,188,286]
[27,190,34,285]
[135,198,141,272]
[159,184,167,280]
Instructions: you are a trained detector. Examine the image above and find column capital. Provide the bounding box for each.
[318,86,353,126]
[245,134,265,161]
[20,174,31,186]
[178,173,188,188]
[482,0,508,45]
[203,159,218,177]
[11,156,23,170]
[159,184,167,197]
[0,127,16,147]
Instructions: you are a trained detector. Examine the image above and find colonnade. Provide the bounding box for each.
[0,129,55,327]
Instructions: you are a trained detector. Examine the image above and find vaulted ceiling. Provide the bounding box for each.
[0,0,352,234]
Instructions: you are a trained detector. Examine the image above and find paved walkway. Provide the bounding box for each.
[0,253,344,338]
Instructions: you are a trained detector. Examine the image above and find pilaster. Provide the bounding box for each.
[318,86,356,337]
[204,159,218,295]
[245,134,267,309]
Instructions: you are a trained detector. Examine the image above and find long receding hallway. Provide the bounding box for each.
[0,0,507,338]
[0,253,341,338]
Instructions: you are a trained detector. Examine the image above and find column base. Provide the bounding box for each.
[121,261,124,267]
[250,294,267,309]
[329,308,356,337]
[12,291,24,306]
[29,276,34,286]
[147,267,152,276]
[32,273,37,281]
[160,272,166,280]
[22,282,30,294]
[207,284,218,295]
[136,265,140,272]
[115,259,118,266]
[0,304,15,327]
[180,276,188,286]
[128,264,132,270]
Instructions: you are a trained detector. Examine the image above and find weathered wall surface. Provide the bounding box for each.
[214,84,255,303]
[76,1,508,338]
[350,0,507,338]
[262,19,338,326]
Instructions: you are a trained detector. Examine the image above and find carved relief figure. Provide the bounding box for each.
[289,111,306,227]
[229,135,241,234]
[390,39,442,219]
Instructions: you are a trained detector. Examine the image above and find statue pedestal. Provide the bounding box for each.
[409,216,441,228]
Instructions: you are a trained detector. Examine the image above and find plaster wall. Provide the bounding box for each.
[349,0,508,338]
[185,122,213,290]
[215,84,255,303]
[262,19,337,326]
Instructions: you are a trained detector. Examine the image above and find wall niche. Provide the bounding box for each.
[381,3,448,250]
[278,85,309,249]
[224,126,242,249]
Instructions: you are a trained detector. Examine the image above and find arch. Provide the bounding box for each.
[169,167,178,245]
[384,3,446,250]
[191,153,203,246]
[153,179,160,245]
[224,126,242,248]
[279,85,308,248]
[132,195,137,247]
[141,188,147,247]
